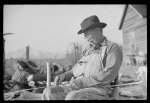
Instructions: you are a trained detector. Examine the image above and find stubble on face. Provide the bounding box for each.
[84,27,102,47]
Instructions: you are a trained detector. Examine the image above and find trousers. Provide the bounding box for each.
[42,84,112,100]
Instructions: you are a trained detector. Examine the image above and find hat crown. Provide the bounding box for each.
[81,15,100,30]
[78,15,106,34]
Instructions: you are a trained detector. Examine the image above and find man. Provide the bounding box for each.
[42,15,123,100]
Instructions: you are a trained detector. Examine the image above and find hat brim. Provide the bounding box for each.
[78,23,107,34]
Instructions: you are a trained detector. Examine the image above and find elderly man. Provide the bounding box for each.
[42,15,123,100]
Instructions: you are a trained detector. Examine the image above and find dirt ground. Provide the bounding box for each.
[118,65,147,100]
[119,65,140,79]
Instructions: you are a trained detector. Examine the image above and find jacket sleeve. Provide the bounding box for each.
[81,44,123,88]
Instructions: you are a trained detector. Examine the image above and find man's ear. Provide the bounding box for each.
[97,27,102,34]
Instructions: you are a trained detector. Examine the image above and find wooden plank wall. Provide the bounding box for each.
[135,24,147,53]
[121,6,147,64]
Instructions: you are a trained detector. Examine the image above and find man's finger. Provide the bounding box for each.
[71,83,79,90]
[70,77,75,84]
[54,76,59,86]
[74,84,79,90]
[58,77,63,85]
[58,75,65,84]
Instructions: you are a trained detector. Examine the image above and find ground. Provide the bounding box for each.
[118,65,147,100]
[119,65,140,79]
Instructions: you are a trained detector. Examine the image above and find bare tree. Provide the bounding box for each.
[65,42,83,66]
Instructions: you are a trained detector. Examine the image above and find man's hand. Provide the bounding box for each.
[54,76,59,86]
[54,71,74,86]
[70,78,84,90]
[54,75,65,86]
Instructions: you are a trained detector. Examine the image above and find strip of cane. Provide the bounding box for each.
[47,62,51,87]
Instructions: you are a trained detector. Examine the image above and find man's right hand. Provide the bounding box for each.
[54,71,74,86]
[54,76,59,86]
[54,74,65,86]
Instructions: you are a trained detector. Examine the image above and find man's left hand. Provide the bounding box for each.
[70,78,83,90]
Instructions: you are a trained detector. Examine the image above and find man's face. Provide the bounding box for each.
[84,27,102,46]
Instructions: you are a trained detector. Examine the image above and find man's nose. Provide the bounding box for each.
[84,34,89,40]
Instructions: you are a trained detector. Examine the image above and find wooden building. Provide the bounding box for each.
[119,4,147,64]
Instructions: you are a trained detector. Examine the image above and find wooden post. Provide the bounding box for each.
[74,43,77,64]
[47,62,51,87]
[3,33,13,75]
[26,45,29,59]
[3,38,5,74]
[111,75,119,100]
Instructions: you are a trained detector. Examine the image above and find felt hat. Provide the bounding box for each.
[78,15,107,34]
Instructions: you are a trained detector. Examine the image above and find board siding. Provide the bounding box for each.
[121,6,147,64]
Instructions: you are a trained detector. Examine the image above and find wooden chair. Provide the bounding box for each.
[108,75,119,100]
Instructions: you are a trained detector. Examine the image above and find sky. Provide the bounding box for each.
[4,5,125,55]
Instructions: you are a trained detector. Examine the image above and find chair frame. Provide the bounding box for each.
[108,75,119,100]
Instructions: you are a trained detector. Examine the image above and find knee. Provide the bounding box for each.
[42,87,55,100]
[65,90,80,100]
[43,86,63,95]
[43,87,53,94]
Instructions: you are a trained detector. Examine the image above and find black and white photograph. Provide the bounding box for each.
[3,4,147,100]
